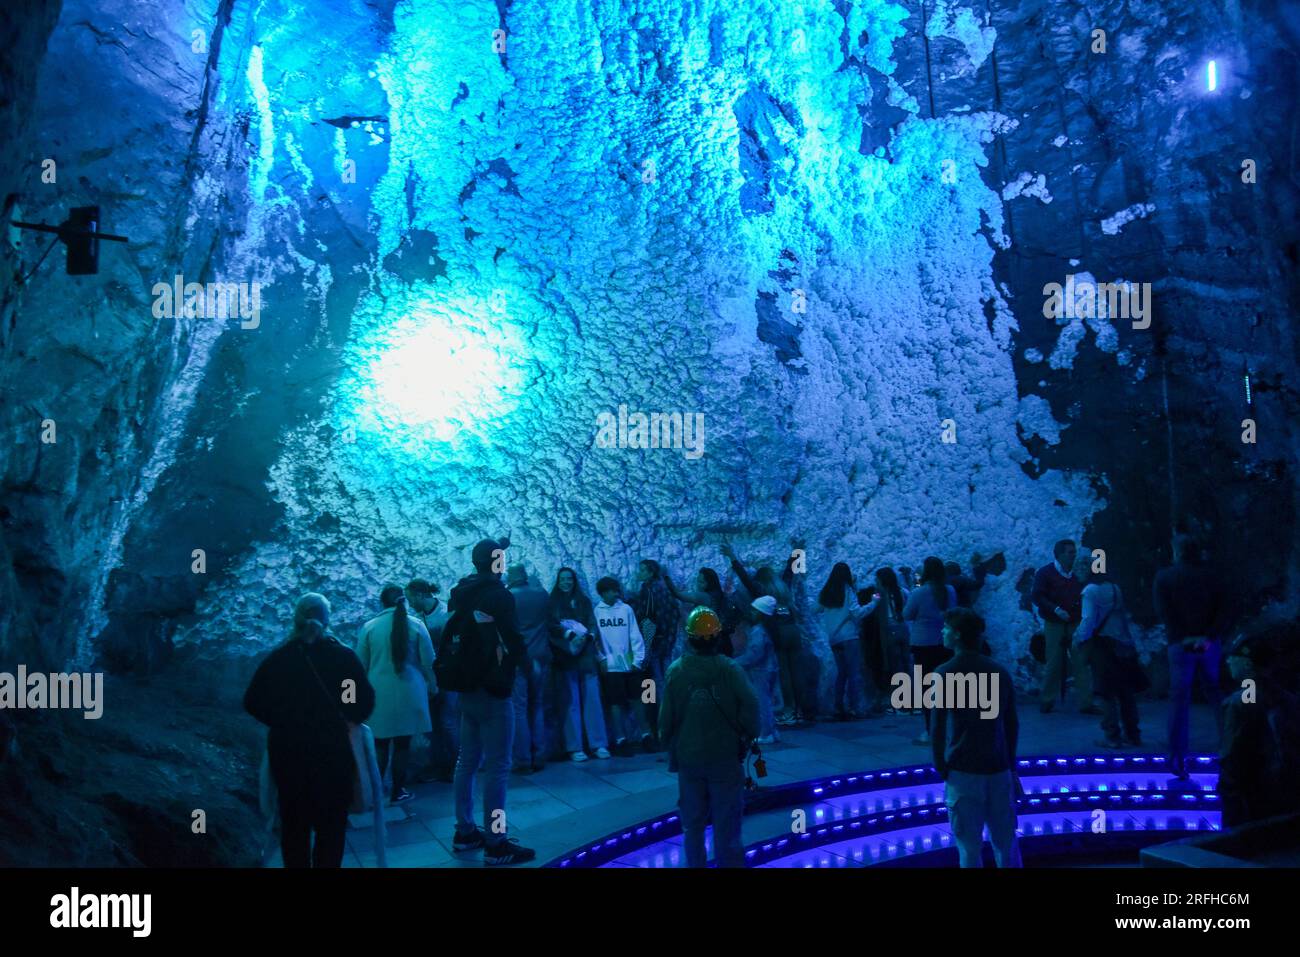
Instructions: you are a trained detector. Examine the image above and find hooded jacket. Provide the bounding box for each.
[446,572,527,692]
[594,598,646,672]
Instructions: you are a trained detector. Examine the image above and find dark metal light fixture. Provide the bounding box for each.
[10,204,129,276]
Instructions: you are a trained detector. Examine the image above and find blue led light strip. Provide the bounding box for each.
[545,753,1218,868]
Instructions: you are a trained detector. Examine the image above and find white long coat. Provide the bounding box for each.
[357,607,435,739]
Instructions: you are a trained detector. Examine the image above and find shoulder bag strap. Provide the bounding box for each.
[300,642,351,729]
[1093,584,1118,636]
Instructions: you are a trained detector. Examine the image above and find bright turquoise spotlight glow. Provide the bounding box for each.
[356,302,520,443]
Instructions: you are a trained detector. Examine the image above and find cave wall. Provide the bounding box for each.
[985,0,1300,628]
[0,0,1296,686]
[1,0,66,670]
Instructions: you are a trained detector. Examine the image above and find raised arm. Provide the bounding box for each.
[664,573,710,608]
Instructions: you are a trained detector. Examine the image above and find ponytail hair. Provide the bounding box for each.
[289,593,330,644]
[381,583,410,675]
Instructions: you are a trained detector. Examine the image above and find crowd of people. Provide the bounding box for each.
[243,531,1300,869]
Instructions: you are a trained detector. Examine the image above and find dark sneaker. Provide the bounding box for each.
[391,787,415,804]
[1096,738,1125,750]
[1126,736,1143,748]
[1080,705,1103,716]
[531,760,545,774]
[484,839,536,866]
[452,828,487,852]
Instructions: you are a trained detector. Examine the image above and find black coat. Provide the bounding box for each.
[447,572,528,686]
[548,590,599,672]
[244,636,375,805]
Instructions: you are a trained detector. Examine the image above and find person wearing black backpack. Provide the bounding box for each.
[436,537,535,865]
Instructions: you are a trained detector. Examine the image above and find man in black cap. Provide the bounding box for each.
[443,536,534,864]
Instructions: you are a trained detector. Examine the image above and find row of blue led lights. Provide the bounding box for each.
[806,754,1216,799]
[742,789,1221,867]
[546,753,1218,868]
[760,809,1222,869]
[613,771,1217,867]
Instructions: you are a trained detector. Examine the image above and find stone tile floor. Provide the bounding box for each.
[269,696,1220,868]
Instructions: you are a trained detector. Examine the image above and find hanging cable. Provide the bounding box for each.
[18,236,60,284]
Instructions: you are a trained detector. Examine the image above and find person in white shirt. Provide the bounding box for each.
[1075,569,1142,748]
[817,563,877,720]
[594,577,647,755]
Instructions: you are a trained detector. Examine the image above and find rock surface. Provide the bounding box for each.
[0,0,1298,864]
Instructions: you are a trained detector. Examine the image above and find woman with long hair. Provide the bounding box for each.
[817,562,874,720]
[244,593,375,867]
[357,583,435,804]
[874,567,910,710]
[664,566,737,657]
[720,543,807,723]
[548,567,610,762]
[903,557,958,744]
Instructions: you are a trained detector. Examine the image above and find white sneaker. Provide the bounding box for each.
[757,735,776,745]
[570,751,589,763]
[594,747,612,759]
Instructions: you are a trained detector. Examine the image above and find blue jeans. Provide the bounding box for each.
[945,769,1021,867]
[512,658,548,764]
[427,690,460,773]
[745,668,775,737]
[1167,640,1223,770]
[678,760,746,868]
[453,690,514,845]
[644,649,671,742]
[832,639,864,713]
[562,670,607,753]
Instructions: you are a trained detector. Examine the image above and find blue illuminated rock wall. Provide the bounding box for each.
[189,0,1099,678]
[3,0,1297,692]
